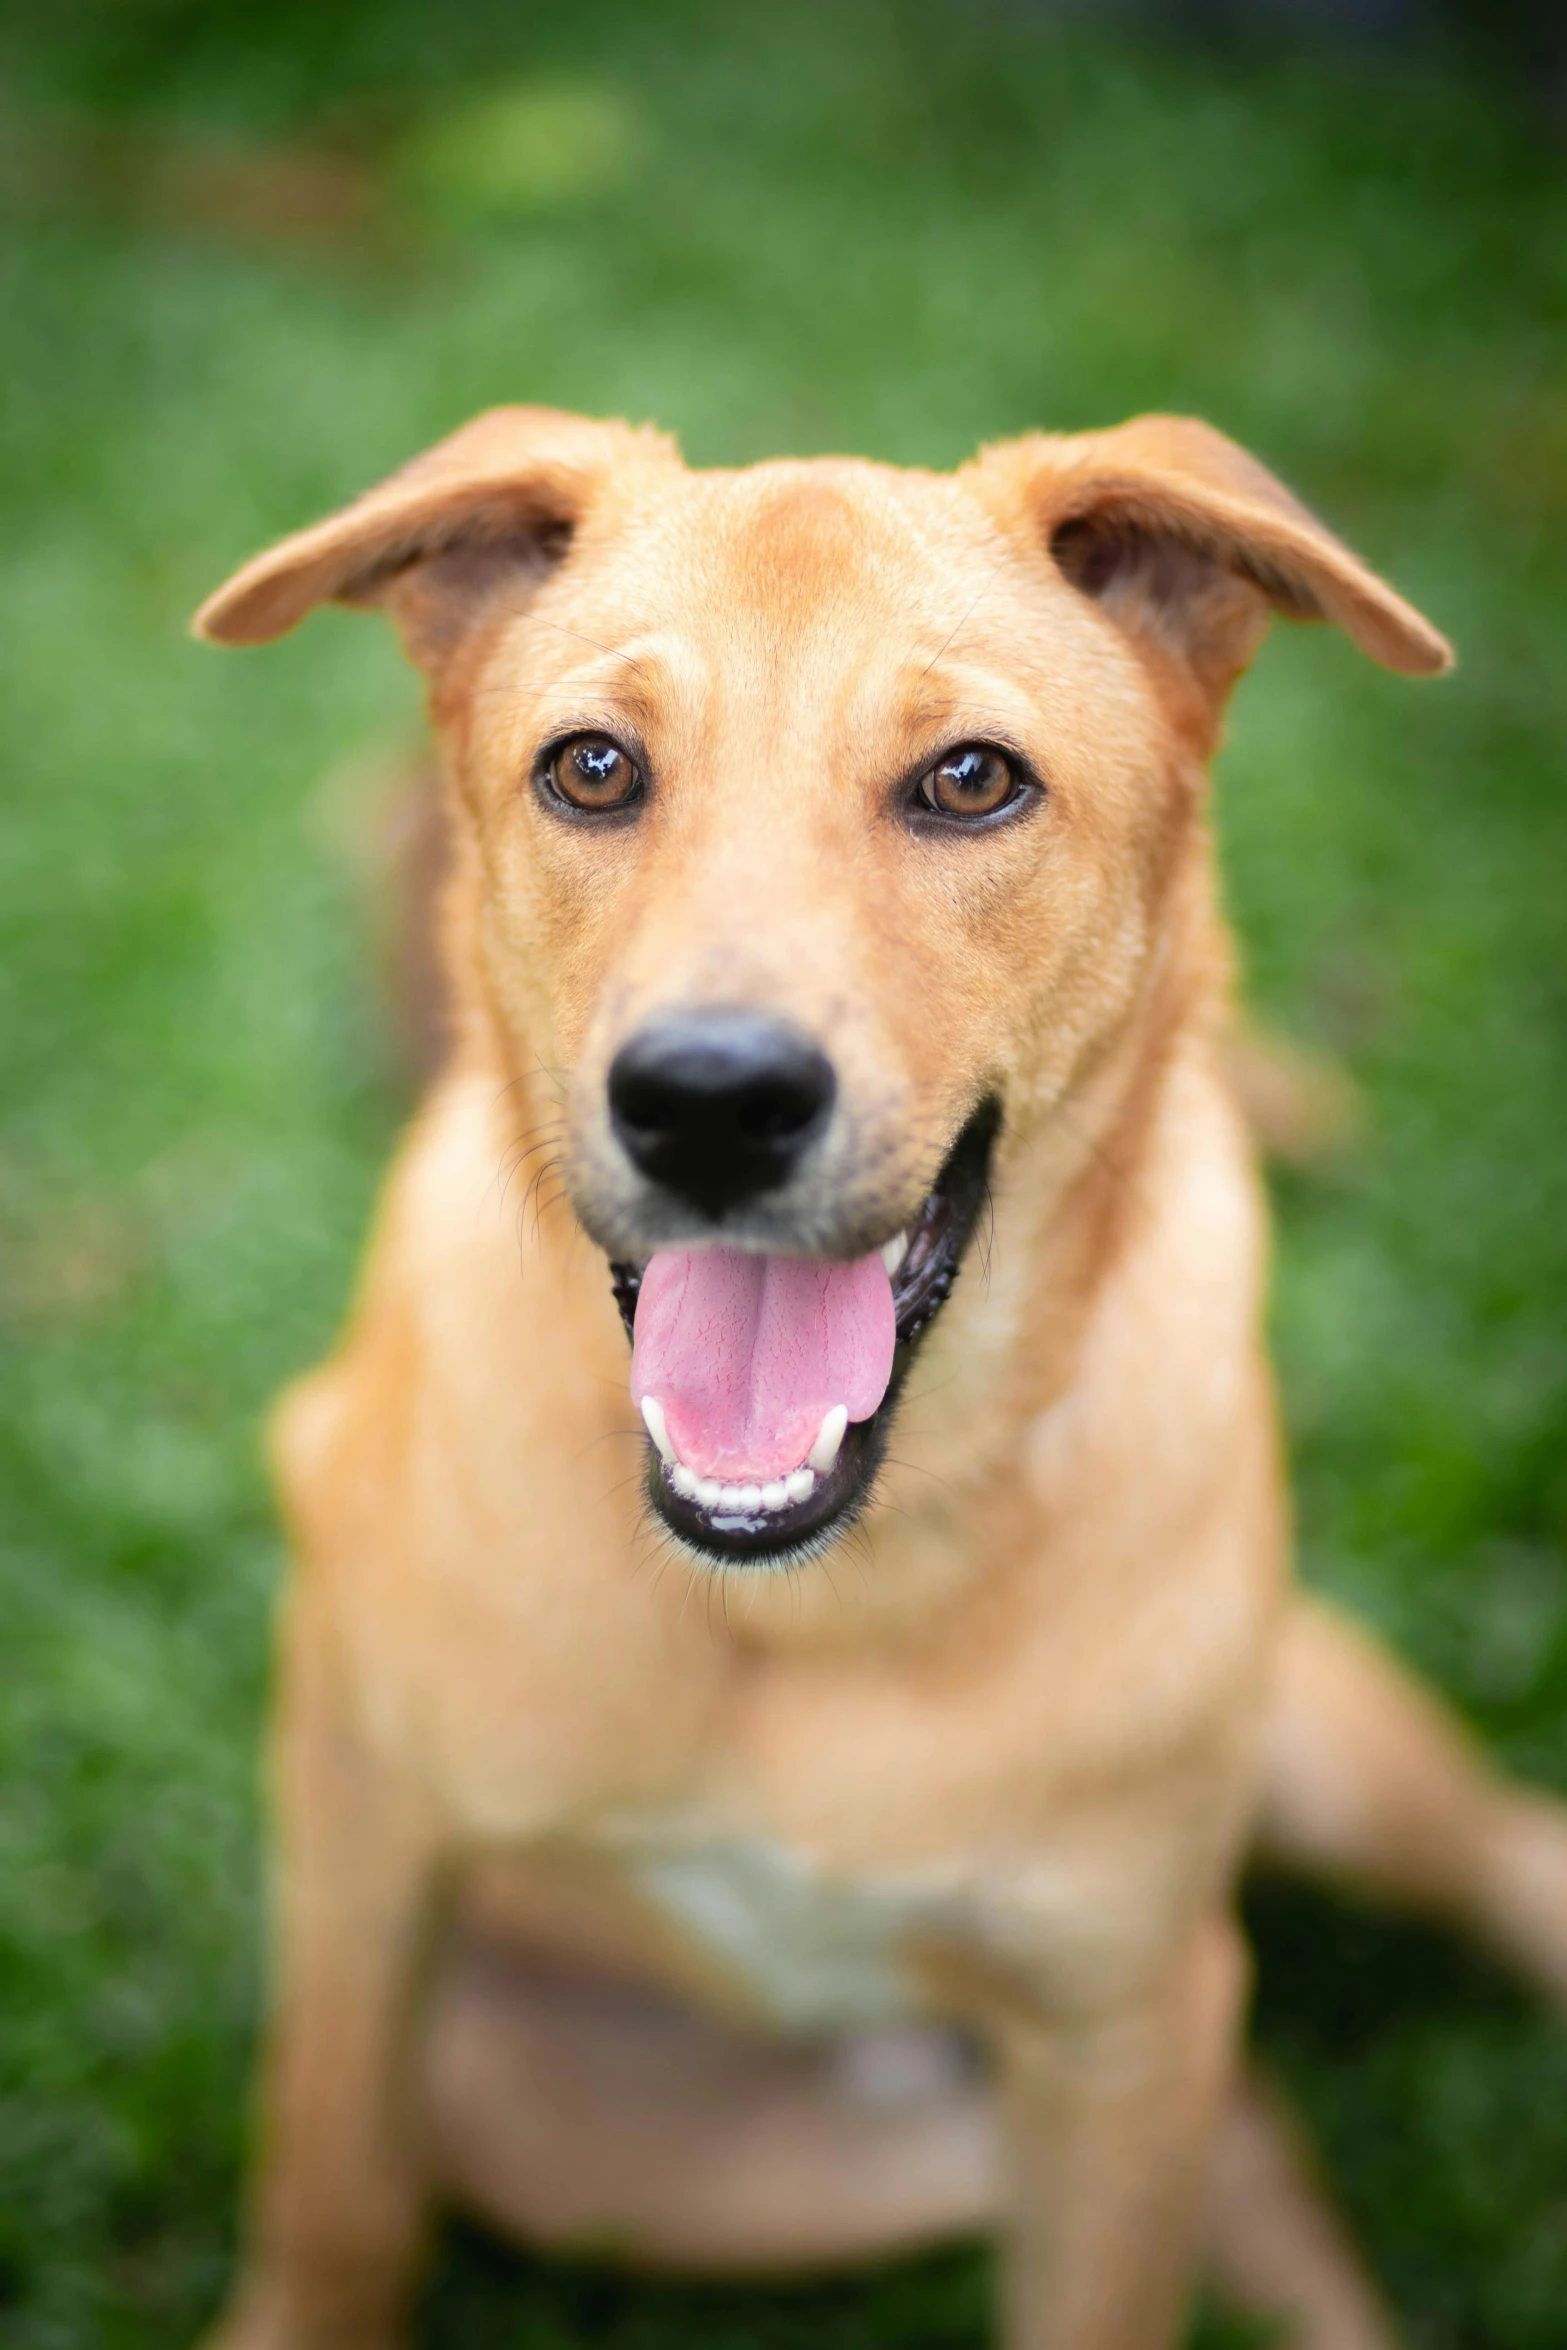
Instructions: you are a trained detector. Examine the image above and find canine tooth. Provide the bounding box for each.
[880,1231,909,1277]
[640,1395,676,1465]
[784,1468,815,1504]
[807,1404,848,1474]
[736,1484,763,1511]
[669,1463,697,1499]
[695,1478,722,1509]
[760,1480,788,1511]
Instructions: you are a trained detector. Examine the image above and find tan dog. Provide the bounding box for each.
[194,411,1567,2350]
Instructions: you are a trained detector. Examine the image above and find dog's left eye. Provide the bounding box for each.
[545,734,643,814]
[915,745,1024,823]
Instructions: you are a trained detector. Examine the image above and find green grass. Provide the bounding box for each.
[2,4,1565,2344]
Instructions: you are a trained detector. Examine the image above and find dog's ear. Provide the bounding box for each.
[193,408,677,670]
[972,416,1451,714]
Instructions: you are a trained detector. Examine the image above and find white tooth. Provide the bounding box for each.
[880,1231,909,1277]
[784,1468,815,1504]
[640,1395,675,1465]
[695,1479,722,1509]
[669,1463,697,1499]
[736,1484,763,1511]
[807,1404,849,1474]
[760,1481,788,1511]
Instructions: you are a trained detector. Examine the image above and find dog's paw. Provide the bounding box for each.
[1487,1791,1567,2010]
[200,2317,409,2350]
[198,2278,411,2350]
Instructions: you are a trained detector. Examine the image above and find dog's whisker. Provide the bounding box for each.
[528,1182,570,1244]
[509,1187,562,1256]
[576,1424,643,1463]
[880,1451,958,1497]
[495,1138,567,1205]
[528,1049,574,1110]
[517,1157,567,1233]
[917,586,989,682]
[492,1124,568,1219]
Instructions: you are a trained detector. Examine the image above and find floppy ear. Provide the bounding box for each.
[193,406,678,667]
[971,415,1451,711]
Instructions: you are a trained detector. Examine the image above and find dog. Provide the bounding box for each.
[193,409,1567,2350]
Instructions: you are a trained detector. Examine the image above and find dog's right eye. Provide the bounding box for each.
[543,735,643,815]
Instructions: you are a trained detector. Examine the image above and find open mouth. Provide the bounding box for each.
[607,1101,998,1570]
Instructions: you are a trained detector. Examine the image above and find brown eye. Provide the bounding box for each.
[916,745,1022,822]
[546,734,642,813]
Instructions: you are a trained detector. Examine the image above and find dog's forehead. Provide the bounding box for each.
[592,455,1019,640]
[507,453,1083,760]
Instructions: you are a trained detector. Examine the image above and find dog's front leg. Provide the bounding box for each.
[206,1591,448,2350]
[988,1911,1247,2350]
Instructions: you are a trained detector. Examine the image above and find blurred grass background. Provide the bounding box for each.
[1,2,1565,2344]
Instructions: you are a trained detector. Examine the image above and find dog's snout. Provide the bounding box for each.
[608,1011,836,1219]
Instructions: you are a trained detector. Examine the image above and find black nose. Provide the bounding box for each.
[608,1011,836,1220]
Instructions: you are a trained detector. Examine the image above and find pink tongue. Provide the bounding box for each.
[631,1247,896,1482]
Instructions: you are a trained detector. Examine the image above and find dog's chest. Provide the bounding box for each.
[619,1833,960,2029]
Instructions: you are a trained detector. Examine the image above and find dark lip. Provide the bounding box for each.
[607,1099,999,1571]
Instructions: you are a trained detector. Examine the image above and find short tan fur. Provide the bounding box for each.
[194,412,1565,2350]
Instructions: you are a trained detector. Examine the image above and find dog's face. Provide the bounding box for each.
[458,459,1184,1245]
[199,410,1447,1570]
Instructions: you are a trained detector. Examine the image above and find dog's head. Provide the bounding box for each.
[198,409,1447,1569]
